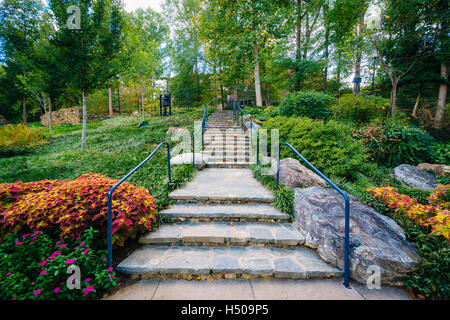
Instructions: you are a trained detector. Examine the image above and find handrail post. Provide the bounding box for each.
[107,142,171,268]
[193,132,195,168]
[256,134,259,165]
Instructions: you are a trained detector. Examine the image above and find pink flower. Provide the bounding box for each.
[83,286,94,295]
[84,278,90,282]
[53,287,60,294]
[48,255,55,260]
[56,240,61,245]
[80,241,85,246]
[10,298,16,300]
[59,244,66,249]
[39,270,46,275]
[15,242,23,246]
[108,267,113,272]
[29,242,34,245]
[82,248,91,255]
[52,251,61,256]
[22,234,29,239]
[76,236,80,240]
[102,258,107,261]
[64,258,77,265]
[5,272,12,277]
[34,289,41,296]
[40,260,47,266]
[109,275,114,280]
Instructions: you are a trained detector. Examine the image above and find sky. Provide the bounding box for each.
[122,0,163,13]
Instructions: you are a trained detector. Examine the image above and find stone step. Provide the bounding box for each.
[169,168,274,203]
[205,163,251,169]
[206,142,250,147]
[159,203,289,222]
[207,156,250,162]
[204,150,250,156]
[139,222,302,246]
[117,245,343,279]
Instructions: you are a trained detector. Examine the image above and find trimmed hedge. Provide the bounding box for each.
[279,91,335,119]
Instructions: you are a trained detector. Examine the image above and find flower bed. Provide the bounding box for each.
[0,173,158,246]
[0,228,116,300]
[367,185,449,240]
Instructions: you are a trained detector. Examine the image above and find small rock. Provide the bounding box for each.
[269,158,326,188]
[393,164,437,190]
[293,187,420,286]
[417,163,450,176]
[171,153,207,169]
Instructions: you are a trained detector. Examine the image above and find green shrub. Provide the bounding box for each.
[263,116,370,180]
[0,124,48,157]
[0,228,117,300]
[431,142,450,165]
[332,94,388,123]
[357,120,434,167]
[279,91,335,119]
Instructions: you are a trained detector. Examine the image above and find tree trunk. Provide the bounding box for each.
[433,62,448,128]
[390,81,398,117]
[142,88,145,121]
[81,89,87,152]
[253,43,263,107]
[22,96,27,124]
[264,82,270,106]
[412,87,421,118]
[353,5,365,95]
[49,97,53,135]
[220,85,225,110]
[295,0,302,91]
[108,87,113,116]
[195,57,199,102]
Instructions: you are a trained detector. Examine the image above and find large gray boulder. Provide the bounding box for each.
[393,164,437,190]
[293,187,419,286]
[269,158,326,188]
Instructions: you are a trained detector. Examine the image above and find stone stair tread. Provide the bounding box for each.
[159,203,289,221]
[169,168,274,203]
[140,221,302,245]
[117,245,343,279]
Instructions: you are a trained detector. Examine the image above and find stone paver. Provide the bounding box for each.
[139,222,304,246]
[117,245,342,278]
[169,168,275,202]
[160,203,289,221]
[102,278,414,300]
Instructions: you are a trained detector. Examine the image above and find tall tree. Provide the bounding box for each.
[49,0,123,151]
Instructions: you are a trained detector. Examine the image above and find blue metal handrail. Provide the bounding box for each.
[276,142,350,288]
[193,106,207,167]
[106,142,171,268]
[233,102,259,165]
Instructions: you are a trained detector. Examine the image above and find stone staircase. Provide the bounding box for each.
[117,111,343,280]
[203,110,251,168]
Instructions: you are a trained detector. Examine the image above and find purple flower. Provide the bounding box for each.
[15,242,23,246]
[34,289,41,296]
[53,287,60,294]
[5,272,12,277]
[40,260,47,266]
[39,270,46,275]
[83,286,94,295]
[64,258,77,265]
[10,298,16,300]
[82,248,91,255]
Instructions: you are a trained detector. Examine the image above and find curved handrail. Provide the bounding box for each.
[233,102,259,165]
[276,142,350,288]
[106,142,171,268]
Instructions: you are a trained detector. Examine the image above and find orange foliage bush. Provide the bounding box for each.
[367,185,450,240]
[0,173,158,245]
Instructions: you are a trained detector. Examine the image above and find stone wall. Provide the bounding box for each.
[40,107,81,126]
